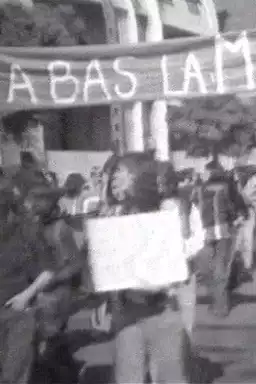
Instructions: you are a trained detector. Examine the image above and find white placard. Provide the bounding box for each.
[86,208,189,292]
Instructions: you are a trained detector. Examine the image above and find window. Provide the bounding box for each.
[186,0,201,15]
[44,106,112,151]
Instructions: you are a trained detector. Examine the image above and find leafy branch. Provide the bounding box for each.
[0,2,89,141]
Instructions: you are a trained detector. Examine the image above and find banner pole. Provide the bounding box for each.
[140,0,169,161]
[119,0,144,153]
[101,0,125,156]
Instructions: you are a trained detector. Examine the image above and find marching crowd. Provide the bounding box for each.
[0,149,255,384]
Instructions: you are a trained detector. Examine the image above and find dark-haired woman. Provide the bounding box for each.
[94,153,196,384]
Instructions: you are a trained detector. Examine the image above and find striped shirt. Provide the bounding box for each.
[192,181,234,242]
[243,175,256,210]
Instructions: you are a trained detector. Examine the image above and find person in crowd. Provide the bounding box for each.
[0,171,58,384]
[5,163,84,384]
[91,152,200,384]
[233,165,256,278]
[191,160,248,317]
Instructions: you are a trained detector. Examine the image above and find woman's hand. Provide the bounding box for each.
[234,216,245,228]
[5,290,32,311]
[90,301,112,333]
[5,271,55,311]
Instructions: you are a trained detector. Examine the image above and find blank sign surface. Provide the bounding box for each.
[86,208,188,292]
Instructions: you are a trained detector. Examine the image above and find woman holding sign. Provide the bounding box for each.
[88,152,201,384]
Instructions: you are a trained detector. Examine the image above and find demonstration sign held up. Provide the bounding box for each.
[86,208,189,292]
[1,28,256,112]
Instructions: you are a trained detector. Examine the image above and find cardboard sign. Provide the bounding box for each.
[86,209,189,292]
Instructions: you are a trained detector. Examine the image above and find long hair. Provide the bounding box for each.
[101,154,120,207]
[103,152,178,215]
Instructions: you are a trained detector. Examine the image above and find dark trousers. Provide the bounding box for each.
[0,308,35,384]
[31,333,79,384]
[204,238,232,315]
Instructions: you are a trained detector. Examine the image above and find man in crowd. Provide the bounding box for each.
[192,160,248,317]
[0,170,57,384]
[3,159,84,384]
[234,165,256,278]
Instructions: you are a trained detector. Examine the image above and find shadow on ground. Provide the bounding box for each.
[80,365,112,384]
[78,355,224,384]
[197,292,256,310]
[183,330,224,384]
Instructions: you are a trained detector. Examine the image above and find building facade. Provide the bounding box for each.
[214,0,256,33]
[108,0,219,160]
[1,0,219,172]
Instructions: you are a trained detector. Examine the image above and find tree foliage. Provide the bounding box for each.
[169,95,256,157]
[0,2,89,141]
[0,2,89,46]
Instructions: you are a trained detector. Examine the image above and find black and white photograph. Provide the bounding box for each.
[0,0,256,383]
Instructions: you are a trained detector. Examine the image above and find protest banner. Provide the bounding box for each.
[86,208,189,292]
[0,29,256,112]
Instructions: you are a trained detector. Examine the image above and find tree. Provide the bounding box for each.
[0,3,77,46]
[0,2,89,141]
[169,94,255,158]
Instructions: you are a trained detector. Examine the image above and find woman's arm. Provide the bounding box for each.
[44,256,84,291]
[41,219,86,291]
[5,255,84,310]
[5,270,54,310]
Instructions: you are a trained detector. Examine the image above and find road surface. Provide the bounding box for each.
[67,273,256,383]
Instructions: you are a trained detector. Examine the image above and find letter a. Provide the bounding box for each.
[183,53,207,94]
[7,64,37,104]
[83,60,111,102]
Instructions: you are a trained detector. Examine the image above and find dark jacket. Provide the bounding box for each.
[0,216,57,309]
[192,175,247,242]
[35,216,83,339]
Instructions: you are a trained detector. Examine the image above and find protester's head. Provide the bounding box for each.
[108,152,156,212]
[107,152,180,213]
[64,173,85,198]
[11,170,53,218]
[202,160,224,182]
[230,123,254,148]
[157,161,179,200]
[20,151,40,170]
[11,163,72,219]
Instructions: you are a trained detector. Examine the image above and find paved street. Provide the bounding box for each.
[194,277,256,383]
[67,273,256,383]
